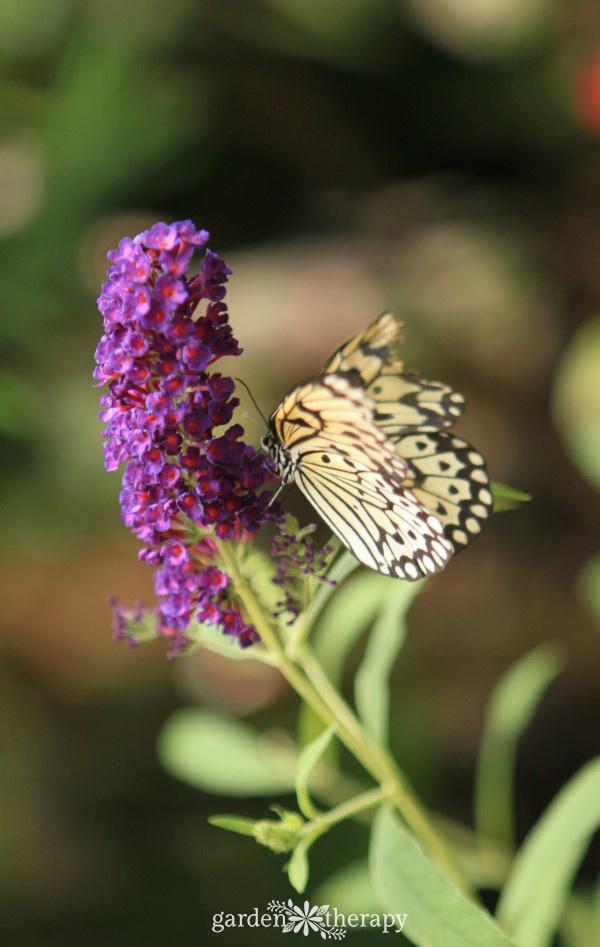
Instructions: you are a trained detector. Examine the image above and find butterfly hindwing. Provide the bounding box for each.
[370,370,466,437]
[267,375,453,580]
[322,313,465,434]
[397,431,493,552]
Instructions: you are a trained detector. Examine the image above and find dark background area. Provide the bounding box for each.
[1,1,600,943]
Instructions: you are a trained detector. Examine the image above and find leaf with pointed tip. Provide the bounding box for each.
[491,482,532,512]
[158,709,296,796]
[370,806,519,946]
[287,839,311,893]
[295,725,336,819]
[355,580,423,743]
[475,643,563,846]
[497,758,600,947]
[208,815,257,836]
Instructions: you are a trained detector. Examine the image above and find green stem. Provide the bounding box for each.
[218,540,469,895]
[216,542,373,768]
[299,643,469,894]
[306,786,390,835]
[285,549,359,659]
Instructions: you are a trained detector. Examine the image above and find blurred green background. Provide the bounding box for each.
[1,0,600,943]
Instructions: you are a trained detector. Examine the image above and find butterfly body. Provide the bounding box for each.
[262,314,492,580]
[261,428,296,483]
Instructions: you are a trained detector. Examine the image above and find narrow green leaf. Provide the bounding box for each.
[313,571,391,678]
[475,644,563,846]
[295,725,336,819]
[157,709,296,796]
[354,581,423,743]
[497,757,600,947]
[287,839,310,893]
[188,619,273,661]
[577,552,600,634]
[239,545,281,615]
[370,806,519,946]
[298,570,389,748]
[303,545,358,622]
[560,890,600,947]
[491,482,532,512]
[208,815,257,837]
[552,316,600,491]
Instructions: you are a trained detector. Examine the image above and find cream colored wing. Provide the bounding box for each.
[269,374,453,580]
[322,313,465,434]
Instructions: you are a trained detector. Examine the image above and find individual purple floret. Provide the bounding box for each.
[95,220,271,654]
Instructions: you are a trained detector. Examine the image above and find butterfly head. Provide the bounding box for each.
[261,427,296,483]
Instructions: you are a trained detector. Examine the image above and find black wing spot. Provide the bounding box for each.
[438,460,450,472]
[448,485,458,496]
[436,503,447,515]
[321,455,331,463]
[416,441,427,451]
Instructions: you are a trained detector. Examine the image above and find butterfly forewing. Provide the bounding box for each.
[323,312,402,384]
[322,313,465,434]
[267,375,453,580]
[398,431,493,552]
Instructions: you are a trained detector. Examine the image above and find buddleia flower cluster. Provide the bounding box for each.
[95,220,274,654]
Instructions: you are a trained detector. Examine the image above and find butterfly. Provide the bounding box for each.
[261,313,492,580]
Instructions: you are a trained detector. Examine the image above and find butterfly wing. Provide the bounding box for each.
[397,431,493,553]
[270,374,453,580]
[322,314,492,551]
[322,313,465,434]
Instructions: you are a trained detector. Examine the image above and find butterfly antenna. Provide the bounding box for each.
[242,413,263,429]
[268,482,290,508]
[234,377,268,427]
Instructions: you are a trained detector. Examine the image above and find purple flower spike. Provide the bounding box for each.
[95,220,273,654]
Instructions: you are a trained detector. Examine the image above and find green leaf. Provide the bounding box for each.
[577,552,600,634]
[187,618,273,662]
[295,725,336,819]
[552,316,600,492]
[313,570,391,678]
[208,815,257,837]
[303,547,362,634]
[491,481,532,512]
[240,545,282,616]
[354,581,423,743]
[497,757,600,947]
[560,889,600,947]
[287,839,311,893]
[370,806,519,946]
[475,644,563,846]
[297,570,388,748]
[157,709,296,796]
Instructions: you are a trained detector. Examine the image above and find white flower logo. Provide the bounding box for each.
[267,900,345,939]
